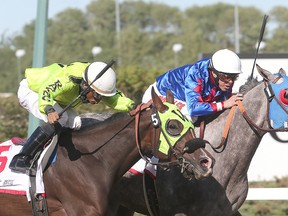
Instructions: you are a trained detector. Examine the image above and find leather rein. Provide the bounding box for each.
[207,79,288,153]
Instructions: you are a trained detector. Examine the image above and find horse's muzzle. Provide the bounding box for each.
[183,138,206,154]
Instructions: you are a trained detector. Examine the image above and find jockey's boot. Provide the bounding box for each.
[9,123,60,173]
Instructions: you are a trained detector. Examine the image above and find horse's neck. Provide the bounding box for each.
[109,113,153,178]
[72,112,153,180]
[202,84,268,185]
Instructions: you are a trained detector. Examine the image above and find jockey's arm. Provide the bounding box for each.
[101,90,135,112]
[38,77,78,123]
[185,76,221,117]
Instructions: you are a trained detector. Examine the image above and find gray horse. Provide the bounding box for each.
[117,64,288,216]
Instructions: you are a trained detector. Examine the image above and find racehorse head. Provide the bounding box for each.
[134,87,214,180]
[256,64,288,129]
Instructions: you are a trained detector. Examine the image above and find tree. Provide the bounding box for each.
[185,3,264,54]
[265,7,288,52]
[0,95,28,141]
[0,45,18,92]
[47,8,94,63]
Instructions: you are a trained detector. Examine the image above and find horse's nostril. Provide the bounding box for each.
[200,157,213,169]
[201,159,209,167]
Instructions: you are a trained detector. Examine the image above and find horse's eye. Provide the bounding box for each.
[166,120,183,136]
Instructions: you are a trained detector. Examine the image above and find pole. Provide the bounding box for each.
[115,0,121,65]
[17,57,21,84]
[172,43,183,68]
[28,0,49,136]
[234,0,240,53]
[174,52,178,68]
[15,49,26,87]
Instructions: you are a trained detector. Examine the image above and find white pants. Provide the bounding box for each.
[18,79,82,130]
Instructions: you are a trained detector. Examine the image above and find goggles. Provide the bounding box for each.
[213,70,239,82]
[91,89,102,101]
[80,80,103,103]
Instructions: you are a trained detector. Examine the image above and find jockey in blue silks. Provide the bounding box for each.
[133,49,245,177]
[142,49,244,123]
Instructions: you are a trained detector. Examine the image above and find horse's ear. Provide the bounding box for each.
[279,68,286,76]
[256,64,277,82]
[166,89,174,104]
[151,86,167,113]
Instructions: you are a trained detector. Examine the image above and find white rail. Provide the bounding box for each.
[246,188,288,200]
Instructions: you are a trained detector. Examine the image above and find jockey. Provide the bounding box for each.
[131,49,245,177]
[9,61,134,173]
[142,49,244,122]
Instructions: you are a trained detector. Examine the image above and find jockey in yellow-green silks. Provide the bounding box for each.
[9,61,134,173]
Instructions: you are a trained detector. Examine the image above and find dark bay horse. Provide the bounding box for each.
[118,64,288,216]
[0,88,214,216]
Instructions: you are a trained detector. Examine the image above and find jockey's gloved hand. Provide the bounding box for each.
[45,105,60,124]
[47,111,60,124]
[224,93,243,109]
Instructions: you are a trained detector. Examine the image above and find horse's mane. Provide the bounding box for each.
[239,77,262,95]
[80,111,130,130]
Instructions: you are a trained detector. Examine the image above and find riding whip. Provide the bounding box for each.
[58,59,116,117]
[250,14,269,79]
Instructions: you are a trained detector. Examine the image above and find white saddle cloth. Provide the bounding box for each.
[0,136,58,201]
[0,138,29,199]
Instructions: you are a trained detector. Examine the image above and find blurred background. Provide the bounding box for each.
[1,0,288,95]
[1,0,287,141]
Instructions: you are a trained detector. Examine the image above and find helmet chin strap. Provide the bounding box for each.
[80,80,91,103]
[214,75,220,86]
[209,69,219,86]
[208,59,219,86]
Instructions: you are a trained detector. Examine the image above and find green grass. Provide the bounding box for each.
[239,177,288,216]
[239,200,288,216]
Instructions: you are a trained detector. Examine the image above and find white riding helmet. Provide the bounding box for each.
[83,62,117,96]
[210,49,242,74]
